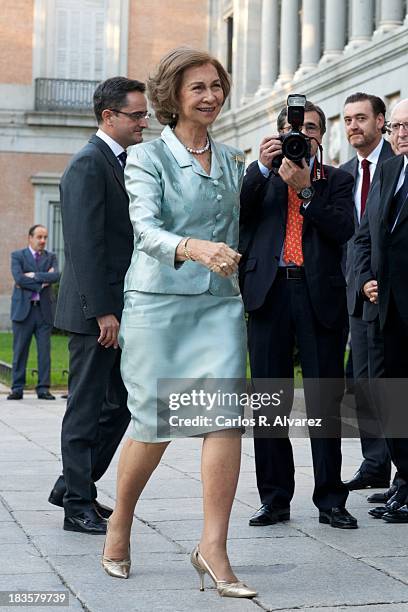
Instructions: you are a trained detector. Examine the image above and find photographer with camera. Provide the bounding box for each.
[239,97,357,529]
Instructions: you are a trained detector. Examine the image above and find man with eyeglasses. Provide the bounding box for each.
[240,101,357,529]
[341,93,394,495]
[354,98,408,523]
[49,77,149,534]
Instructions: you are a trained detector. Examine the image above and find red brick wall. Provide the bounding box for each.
[127,0,209,81]
[0,0,33,84]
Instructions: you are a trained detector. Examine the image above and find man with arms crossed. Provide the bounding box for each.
[8,225,59,400]
[49,77,149,533]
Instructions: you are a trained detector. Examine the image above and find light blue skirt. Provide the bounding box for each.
[119,291,247,442]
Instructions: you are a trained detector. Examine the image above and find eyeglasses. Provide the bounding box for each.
[387,122,408,133]
[279,124,320,134]
[302,123,320,134]
[111,109,151,121]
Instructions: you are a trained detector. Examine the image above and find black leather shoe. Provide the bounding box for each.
[49,482,111,519]
[48,491,63,507]
[249,504,290,526]
[63,509,107,534]
[368,505,389,518]
[93,500,113,520]
[48,476,65,507]
[367,491,392,503]
[369,499,402,518]
[343,470,389,490]
[382,504,408,523]
[7,391,23,400]
[319,507,358,529]
[367,481,398,503]
[37,391,56,400]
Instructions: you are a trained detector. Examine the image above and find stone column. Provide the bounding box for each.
[231,0,245,109]
[277,0,300,84]
[319,0,346,63]
[240,0,262,103]
[374,0,404,36]
[346,0,375,51]
[256,0,279,94]
[295,0,321,78]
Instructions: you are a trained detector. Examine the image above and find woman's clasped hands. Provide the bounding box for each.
[183,239,241,277]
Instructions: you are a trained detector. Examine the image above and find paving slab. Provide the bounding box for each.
[0,395,407,612]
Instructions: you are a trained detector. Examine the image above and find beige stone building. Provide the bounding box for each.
[209,0,408,162]
[0,0,209,328]
[2,0,408,328]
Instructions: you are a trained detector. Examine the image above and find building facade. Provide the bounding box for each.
[1,0,408,328]
[0,0,209,328]
[209,0,408,164]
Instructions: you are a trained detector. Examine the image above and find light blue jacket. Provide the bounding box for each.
[124,125,245,296]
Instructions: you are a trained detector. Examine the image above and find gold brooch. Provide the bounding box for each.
[232,153,245,167]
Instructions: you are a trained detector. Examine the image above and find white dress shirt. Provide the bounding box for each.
[96,129,126,166]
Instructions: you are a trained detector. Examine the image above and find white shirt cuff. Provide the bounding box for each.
[258,160,270,178]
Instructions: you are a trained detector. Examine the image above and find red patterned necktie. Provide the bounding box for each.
[360,158,371,218]
[283,186,304,266]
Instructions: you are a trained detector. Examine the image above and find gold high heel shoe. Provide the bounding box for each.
[190,545,257,598]
[101,524,131,579]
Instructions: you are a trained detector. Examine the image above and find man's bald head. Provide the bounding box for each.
[390,98,408,156]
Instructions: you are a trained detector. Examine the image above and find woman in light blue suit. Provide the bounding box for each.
[102,48,257,598]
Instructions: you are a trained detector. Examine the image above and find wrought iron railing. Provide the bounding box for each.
[34,78,100,113]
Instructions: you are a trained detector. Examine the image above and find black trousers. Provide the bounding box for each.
[349,313,390,480]
[247,276,349,511]
[61,333,130,516]
[381,294,408,486]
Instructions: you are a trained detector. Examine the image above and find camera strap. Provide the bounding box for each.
[312,143,326,181]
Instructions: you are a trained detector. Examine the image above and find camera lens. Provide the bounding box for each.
[282,133,309,162]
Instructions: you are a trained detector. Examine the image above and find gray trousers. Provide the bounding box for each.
[11,304,52,393]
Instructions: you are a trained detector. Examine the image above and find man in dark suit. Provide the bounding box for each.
[355,98,408,523]
[240,101,357,529]
[48,77,149,534]
[341,93,394,492]
[8,225,60,400]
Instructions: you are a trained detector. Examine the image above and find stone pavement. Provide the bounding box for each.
[0,392,407,612]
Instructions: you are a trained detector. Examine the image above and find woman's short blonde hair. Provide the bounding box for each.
[147,47,231,126]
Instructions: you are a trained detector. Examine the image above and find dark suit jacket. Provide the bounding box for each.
[55,134,134,335]
[239,162,354,330]
[361,154,408,328]
[10,248,59,324]
[341,139,394,317]
[354,181,387,322]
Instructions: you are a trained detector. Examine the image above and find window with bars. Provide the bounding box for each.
[54,0,106,80]
[48,201,65,270]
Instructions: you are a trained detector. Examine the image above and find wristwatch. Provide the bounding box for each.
[297,186,315,201]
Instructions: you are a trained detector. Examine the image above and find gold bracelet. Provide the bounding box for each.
[183,237,194,261]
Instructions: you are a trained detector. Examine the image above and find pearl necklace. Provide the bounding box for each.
[185,136,210,155]
[171,127,210,155]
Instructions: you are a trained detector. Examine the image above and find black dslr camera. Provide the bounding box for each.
[272,94,311,169]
